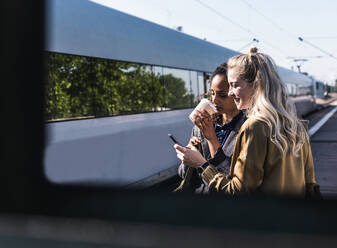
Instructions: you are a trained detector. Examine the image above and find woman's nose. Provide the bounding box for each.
[228,88,235,97]
[213,94,220,104]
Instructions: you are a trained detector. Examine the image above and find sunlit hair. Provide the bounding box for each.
[227,47,307,156]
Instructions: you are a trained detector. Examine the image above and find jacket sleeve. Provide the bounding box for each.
[304,136,322,199]
[201,121,267,194]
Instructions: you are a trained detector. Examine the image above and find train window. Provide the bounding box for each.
[161,67,195,109]
[44,52,209,187]
[45,53,96,120]
[190,71,204,104]
[285,83,297,96]
[197,72,205,99]
[45,52,208,122]
[203,73,212,94]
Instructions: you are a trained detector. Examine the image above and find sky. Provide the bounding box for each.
[91,0,337,85]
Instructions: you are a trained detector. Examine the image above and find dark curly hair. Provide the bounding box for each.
[210,62,227,83]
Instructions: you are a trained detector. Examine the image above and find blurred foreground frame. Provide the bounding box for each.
[1,0,337,247]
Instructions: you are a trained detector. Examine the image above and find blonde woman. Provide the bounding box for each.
[174,48,320,198]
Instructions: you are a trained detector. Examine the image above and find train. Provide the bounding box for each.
[4,1,337,247]
[44,0,324,188]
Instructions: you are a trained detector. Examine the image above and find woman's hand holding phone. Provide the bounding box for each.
[174,144,206,168]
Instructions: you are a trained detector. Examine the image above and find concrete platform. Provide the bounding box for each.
[310,100,337,199]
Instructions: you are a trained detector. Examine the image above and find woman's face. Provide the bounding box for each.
[227,68,255,110]
[210,74,238,114]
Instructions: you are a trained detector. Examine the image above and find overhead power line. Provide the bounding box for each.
[303,36,337,40]
[287,56,323,60]
[286,55,323,73]
[298,37,337,61]
[194,0,289,59]
[239,0,337,63]
[194,0,251,34]
[240,0,314,60]
[240,0,337,60]
[238,38,259,51]
[240,0,297,39]
[259,42,293,66]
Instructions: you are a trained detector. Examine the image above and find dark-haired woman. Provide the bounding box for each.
[175,63,246,193]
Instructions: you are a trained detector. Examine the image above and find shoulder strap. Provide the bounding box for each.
[192,125,208,157]
[222,131,237,157]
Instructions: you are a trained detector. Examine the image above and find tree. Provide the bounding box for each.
[45,53,192,121]
[159,74,194,109]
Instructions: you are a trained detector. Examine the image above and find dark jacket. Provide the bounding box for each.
[175,112,247,193]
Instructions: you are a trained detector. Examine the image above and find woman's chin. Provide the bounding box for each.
[234,101,243,110]
[237,103,251,110]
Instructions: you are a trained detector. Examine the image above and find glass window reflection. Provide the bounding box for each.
[161,67,193,109]
[45,52,208,122]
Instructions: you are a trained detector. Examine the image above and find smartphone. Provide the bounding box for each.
[168,133,182,146]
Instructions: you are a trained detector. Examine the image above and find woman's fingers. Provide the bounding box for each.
[190,136,200,145]
[189,138,196,146]
[195,121,203,131]
[199,117,208,129]
[187,137,201,150]
[174,144,186,153]
[194,109,213,124]
[177,152,184,161]
[194,110,204,119]
[194,117,202,129]
[199,109,211,119]
[174,144,186,162]
[195,109,211,121]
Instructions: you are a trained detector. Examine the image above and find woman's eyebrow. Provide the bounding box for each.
[229,81,240,85]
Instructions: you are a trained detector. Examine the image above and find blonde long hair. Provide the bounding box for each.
[227,47,307,156]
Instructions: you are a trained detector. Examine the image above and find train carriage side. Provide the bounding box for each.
[45,0,240,187]
[45,0,317,188]
[278,67,317,116]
